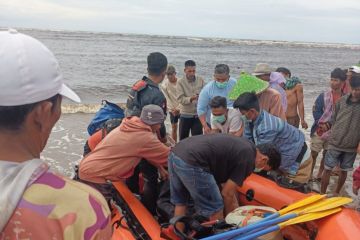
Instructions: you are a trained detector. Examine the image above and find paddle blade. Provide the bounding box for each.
[279,207,342,228]
[278,194,326,215]
[297,197,352,214]
[236,208,342,240]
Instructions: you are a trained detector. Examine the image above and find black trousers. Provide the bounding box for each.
[126,160,159,215]
[179,116,203,140]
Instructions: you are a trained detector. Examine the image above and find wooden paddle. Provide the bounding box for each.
[235,207,342,240]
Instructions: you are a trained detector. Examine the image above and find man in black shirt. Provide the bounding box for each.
[168,134,281,220]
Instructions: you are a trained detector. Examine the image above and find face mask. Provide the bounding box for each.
[254,167,264,173]
[241,115,251,123]
[212,114,226,124]
[215,81,228,89]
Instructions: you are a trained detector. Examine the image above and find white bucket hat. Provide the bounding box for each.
[0,29,80,106]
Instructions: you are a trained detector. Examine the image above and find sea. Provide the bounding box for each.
[15,28,360,203]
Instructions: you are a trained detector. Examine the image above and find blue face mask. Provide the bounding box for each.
[215,81,228,89]
[212,114,226,124]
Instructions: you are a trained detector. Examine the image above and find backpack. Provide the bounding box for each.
[87,100,125,135]
[83,118,123,156]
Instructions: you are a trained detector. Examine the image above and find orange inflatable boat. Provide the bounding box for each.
[111,174,360,240]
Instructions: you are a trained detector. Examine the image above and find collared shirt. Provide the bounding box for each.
[197,78,237,124]
[328,94,360,152]
[243,110,305,172]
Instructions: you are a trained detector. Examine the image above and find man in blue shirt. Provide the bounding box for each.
[197,64,236,134]
[234,92,313,184]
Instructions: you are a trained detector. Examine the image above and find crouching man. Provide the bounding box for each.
[79,105,170,213]
[168,134,281,220]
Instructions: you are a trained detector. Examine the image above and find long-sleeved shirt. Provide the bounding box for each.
[257,88,286,120]
[243,110,305,172]
[79,116,170,183]
[197,78,237,124]
[176,76,204,115]
[161,78,179,111]
[328,94,360,152]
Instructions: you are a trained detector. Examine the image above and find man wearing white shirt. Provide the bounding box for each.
[210,96,243,136]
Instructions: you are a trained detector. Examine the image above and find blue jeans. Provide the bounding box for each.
[168,152,223,217]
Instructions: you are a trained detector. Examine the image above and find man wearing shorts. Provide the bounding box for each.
[321,75,360,195]
[161,65,180,141]
[168,134,281,220]
[310,68,346,180]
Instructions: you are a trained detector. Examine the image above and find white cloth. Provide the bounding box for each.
[0,159,47,231]
[211,108,242,133]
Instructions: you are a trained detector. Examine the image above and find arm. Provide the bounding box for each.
[296,84,308,129]
[229,112,243,136]
[197,87,211,133]
[138,135,170,167]
[221,179,238,215]
[230,125,244,137]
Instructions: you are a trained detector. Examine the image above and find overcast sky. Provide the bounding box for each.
[1,0,359,44]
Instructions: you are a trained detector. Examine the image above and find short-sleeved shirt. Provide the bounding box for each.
[172,134,255,185]
[211,108,242,133]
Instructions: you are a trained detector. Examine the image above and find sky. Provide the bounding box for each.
[0,0,359,44]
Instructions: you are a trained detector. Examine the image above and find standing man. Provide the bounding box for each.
[168,134,281,220]
[234,92,313,184]
[176,60,204,140]
[276,67,308,129]
[210,96,243,136]
[310,68,346,180]
[198,64,237,134]
[161,65,180,142]
[125,52,168,213]
[253,63,287,113]
[0,29,111,238]
[321,75,360,196]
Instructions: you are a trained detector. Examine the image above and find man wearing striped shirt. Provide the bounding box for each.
[234,92,313,184]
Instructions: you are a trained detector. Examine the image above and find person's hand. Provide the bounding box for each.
[203,125,211,134]
[353,185,359,195]
[301,120,308,130]
[173,109,180,116]
[190,95,198,102]
[158,166,169,180]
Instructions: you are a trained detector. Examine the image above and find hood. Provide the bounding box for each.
[0,159,47,231]
[270,72,286,85]
[120,116,153,133]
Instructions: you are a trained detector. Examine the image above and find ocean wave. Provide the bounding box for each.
[209,38,360,50]
[61,103,126,114]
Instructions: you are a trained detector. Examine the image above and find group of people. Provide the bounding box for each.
[1,29,360,239]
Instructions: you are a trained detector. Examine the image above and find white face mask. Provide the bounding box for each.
[254,167,264,172]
